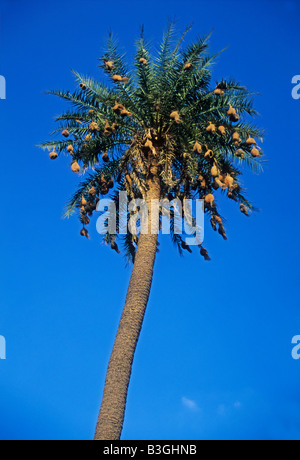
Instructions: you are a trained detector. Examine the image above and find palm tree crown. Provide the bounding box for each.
[39,24,264,262]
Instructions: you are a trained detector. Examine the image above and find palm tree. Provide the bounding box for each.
[39,24,264,440]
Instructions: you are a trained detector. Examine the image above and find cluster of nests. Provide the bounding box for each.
[49,98,133,171]
[206,120,261,158]
[168,77,262,158]
[167,102,262,225]
[102,59,130,84]
[197,154,250,220]
[104,56,148,69]
[213,82,262,158]
[192,127,261,160]
[95,56,148,91]
[169,109,262,159]
[79,175,114,239]
[102,57,147,85]
[189,132,253,234]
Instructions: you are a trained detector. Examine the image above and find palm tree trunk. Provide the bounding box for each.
[94,176,160,440]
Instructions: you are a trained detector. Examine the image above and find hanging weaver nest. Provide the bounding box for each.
[49,149,58,160]
[232,132,241,143]
[193,141,202,154]
[204,149,214,159]
[198,175,206,189]
[211,163,220,177]
[236,149,245,159]
[251,147,260,157]
[104,120,113,136]
[184,62,193,70]
[120,109,132,118]
[246,135,256,145]
[90,122,100,132]
[112,74,123,82]
[113,102,125,114]
[206,122,216,134]
[214,177,227,190]
[218,125,226,136]
[204,193,215,208]
[227,105,239,122]
[80,228,89,238]
[104,60,115,71]
[214,88,224,96]
[71,161,80,173]
[170,111,182,124]
[224,174,234,189]
[62,129,69,138]
[88,187,96,196]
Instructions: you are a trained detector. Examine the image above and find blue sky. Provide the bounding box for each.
[0,0,300,440]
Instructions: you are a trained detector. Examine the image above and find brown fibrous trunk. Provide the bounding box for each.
[94,166,160,440]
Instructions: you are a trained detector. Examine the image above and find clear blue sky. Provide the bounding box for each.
[0,0,300,440]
